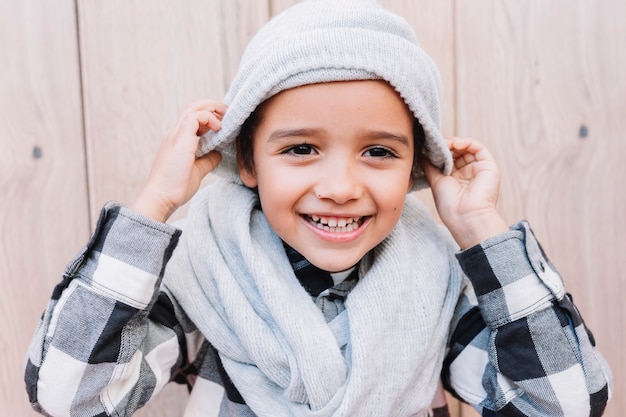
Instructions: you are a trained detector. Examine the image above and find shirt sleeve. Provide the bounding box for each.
[443,221,613,417]
[24,202,199,416]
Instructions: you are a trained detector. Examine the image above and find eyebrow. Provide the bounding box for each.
[365,130,411,146]
[267,128,411,146]
[267,128,323,142]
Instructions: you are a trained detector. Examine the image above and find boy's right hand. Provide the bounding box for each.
[131,100,227,222]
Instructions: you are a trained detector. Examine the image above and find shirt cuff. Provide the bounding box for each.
[455,220,566,328]
[64,202,181,310]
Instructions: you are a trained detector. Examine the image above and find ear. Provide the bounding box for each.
[237,150,258,188]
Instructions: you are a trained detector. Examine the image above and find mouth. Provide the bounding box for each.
[304,214,366,233]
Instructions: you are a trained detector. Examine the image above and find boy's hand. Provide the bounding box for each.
[423,138,508,249]
[131,100,227,222]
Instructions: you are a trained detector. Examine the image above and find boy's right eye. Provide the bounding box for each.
[285,144,315,155]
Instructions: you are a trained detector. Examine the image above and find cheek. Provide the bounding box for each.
[255,175,298,226]
[256,190,282,230]
[372,182,407,223]
[371,171,411,203]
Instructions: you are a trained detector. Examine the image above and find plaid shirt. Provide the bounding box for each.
[25,202,612,416]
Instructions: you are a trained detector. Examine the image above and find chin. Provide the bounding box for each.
[288,241,369,273]
[308,258,359,274]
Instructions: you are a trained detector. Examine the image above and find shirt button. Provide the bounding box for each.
[542,266,563,295]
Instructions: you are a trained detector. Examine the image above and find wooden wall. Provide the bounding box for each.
[1,0,622,416]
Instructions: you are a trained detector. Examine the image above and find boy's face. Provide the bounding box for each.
[239,80,414,272]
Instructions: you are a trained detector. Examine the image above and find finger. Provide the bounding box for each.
[196,110,224,136]
[183,100,228,116]
[172,98,226,125]
[448,137,481,151]
[194,101,227,122]
[174,101,226,133]
[452,152,477,171]
[448,138,493,161]
[170,110,222,141]
[194,150,222,178]
[422,159,445,187]
[448,138,497,171]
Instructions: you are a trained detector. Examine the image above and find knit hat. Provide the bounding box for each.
[198,0,452,190]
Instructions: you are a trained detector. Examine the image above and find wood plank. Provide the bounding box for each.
[77,1,270,415]
[0,0,89,415]
[455,1,624,415]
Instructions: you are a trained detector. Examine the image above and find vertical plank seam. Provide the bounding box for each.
[452,0,459,140]
[72,0,94,231]
[450,4,465,415]
[268,0,275,17]
[218,0,230,93]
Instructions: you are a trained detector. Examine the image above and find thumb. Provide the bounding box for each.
[194,150,222,179]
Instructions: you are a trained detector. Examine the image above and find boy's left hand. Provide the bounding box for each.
[423,138,508,249]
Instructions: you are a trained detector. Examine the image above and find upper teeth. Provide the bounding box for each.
[310,215,360,226]
[308,215,363,233]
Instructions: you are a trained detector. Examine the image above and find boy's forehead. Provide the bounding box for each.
[261,80,412,120]
[265,80,399,103]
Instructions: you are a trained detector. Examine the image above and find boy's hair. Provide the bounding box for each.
[199,0,451,191]
[236,101,427,181]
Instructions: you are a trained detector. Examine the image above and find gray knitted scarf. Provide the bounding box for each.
[164,180,463,416]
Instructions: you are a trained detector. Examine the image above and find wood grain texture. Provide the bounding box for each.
[455,1,624,415]
[77,0,270,225]
[0,1,89,416]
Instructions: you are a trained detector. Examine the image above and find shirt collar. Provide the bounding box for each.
[283,243,358,296]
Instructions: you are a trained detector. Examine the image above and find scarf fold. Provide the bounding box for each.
[164,180,463,417]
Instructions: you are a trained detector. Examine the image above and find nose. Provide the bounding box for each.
[314,158,363,204]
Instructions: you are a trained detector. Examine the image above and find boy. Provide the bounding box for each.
[25,1,611,416]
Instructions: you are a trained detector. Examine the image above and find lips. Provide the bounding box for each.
[305,214,365,233]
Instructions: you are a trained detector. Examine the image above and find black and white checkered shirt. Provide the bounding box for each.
[25,203,612,416]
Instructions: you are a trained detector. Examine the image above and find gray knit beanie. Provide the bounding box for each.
[198,0,452,190]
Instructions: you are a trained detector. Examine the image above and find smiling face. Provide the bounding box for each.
[238,80,415,272]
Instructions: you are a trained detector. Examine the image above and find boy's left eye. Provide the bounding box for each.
[364,147,398,158]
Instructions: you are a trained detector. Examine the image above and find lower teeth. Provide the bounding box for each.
[314,220,359,233]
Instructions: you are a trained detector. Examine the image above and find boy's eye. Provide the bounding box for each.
[286,144,315,155]
[364,147,398,158]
